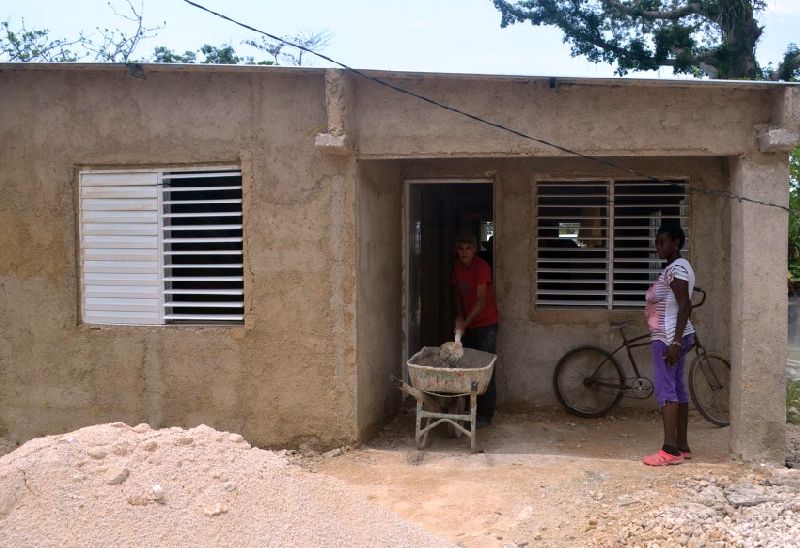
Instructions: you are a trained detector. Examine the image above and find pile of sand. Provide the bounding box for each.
[0,423,453,547]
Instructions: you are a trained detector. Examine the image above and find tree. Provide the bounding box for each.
[492,0,799,80]
[0,19,81,62]
[1,1,330,66]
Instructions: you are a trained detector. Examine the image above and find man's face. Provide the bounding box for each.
[456,242,477,266]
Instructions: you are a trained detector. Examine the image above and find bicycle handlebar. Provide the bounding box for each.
[692,286,706,309]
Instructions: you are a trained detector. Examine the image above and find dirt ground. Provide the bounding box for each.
[2,409,797,547]
[311,406,793,548]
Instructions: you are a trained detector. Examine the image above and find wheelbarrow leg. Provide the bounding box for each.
[415,398,428,450]
[469,381,478,453]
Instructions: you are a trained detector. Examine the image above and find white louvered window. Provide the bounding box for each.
[535,179,689,309]
[79,168,244,325]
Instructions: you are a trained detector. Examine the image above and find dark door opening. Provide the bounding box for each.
[406,182,494,359]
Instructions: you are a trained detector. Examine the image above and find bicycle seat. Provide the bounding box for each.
[610,320,636,329]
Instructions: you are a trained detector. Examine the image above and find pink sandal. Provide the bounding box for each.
[643,449,684,466]
[680,451,693,460]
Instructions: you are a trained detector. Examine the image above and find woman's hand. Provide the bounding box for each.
[665,343,680,367]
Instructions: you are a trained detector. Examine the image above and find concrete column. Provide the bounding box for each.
[728,153,788,463]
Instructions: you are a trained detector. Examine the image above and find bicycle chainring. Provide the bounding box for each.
[631,377,654,399]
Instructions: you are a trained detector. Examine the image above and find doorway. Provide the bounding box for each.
[405,181,494,361]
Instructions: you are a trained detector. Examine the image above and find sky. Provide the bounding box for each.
[2,0,799,78]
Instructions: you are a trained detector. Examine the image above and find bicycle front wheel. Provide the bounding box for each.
[553,346,625,418]
[689,352,730,427]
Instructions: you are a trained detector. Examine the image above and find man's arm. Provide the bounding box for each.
[458,283,488,332]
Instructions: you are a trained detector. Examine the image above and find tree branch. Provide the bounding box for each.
[601,0,704,21]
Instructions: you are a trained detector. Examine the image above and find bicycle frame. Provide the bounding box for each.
[589,287,710,393]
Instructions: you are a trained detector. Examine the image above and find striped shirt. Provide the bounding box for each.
[645,258,695,344]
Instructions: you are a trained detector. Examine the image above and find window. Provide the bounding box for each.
[79,168,244,325]
[535,179,689,309]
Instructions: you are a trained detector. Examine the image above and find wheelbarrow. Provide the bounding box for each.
[390,346,496,453]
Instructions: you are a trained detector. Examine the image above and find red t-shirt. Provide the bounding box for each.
[452,256,499,328]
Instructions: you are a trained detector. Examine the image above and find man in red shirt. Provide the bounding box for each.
[452,234,499,427]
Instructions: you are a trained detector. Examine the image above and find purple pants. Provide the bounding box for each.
[651,334,694,407]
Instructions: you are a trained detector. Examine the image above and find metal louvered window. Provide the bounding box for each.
[535,179,689,309]
[79,168,244,325]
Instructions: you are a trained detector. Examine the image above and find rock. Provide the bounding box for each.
[104,466,129,485]
[204,503,228,517]
[589,517,598,526]
[176,436,194,446]
[142,440,158,452]
[224,481,236,492]
[87,448,106,459]
[322,448,342,458]
[788,407,798,416]
[127,494,149,506]
[132,423,150,433]
[151,484,164,502]
[111,443,129,457]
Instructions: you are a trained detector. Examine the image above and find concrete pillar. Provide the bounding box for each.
[728,153,788,463]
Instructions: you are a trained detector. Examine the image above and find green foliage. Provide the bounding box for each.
[1,1,329,66]
[788,380,800,424]
[790,147,800,281]
[0,19,80,62]
[492,0,798,80]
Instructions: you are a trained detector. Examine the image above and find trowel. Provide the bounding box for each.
[438,329,464,366]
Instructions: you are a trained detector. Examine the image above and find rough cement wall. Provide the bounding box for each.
[729,153,789,463]
[0,67,358,448]
[355,162,403,440]
[385,157,730,407]
[353,76,775,158]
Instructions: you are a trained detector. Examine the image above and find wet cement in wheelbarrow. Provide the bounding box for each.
[412,347,494,369]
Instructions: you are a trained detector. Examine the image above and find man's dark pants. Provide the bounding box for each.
[462,323,498,421]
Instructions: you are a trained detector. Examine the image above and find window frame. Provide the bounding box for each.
[78,165,245,327]
[533,176,691,310]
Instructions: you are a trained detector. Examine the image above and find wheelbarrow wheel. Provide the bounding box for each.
[446,396,466,438]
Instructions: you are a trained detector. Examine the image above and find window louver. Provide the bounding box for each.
[535,179,689,309]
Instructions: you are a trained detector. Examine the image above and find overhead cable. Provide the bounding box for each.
[181,0,795,217]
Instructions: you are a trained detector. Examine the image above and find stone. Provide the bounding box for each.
[224,481,236,492]
[322,448,342,458]
[142,440,158,452]
[104,466,129,485]
[132,423,150,433]
[127,494,149,506]
[87,448,106,459]
[204,503,228,517]
[151,484,164,502]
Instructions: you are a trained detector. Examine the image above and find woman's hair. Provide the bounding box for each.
[657,223,685,250]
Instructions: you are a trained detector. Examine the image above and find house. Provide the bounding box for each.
[1,63,798,463]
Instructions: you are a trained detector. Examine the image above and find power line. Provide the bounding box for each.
[181,0,795,217]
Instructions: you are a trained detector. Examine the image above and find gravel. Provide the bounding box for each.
[593,469,800,548]
[0,423,454,547]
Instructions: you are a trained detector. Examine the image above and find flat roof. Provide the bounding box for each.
[1,62,797,90]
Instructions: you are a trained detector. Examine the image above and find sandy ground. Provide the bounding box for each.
[312,407,793,548]
[2,409,797,547]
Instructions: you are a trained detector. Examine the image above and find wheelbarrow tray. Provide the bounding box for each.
[407,346,496,395]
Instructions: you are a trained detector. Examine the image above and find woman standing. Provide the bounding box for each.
[643,224,695,466]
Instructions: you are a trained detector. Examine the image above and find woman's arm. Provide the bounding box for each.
[666,277,692,366]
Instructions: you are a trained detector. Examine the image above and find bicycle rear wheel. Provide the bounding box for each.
[689,352,730,427]
[553,346,625,418]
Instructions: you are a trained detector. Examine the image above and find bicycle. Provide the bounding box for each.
[553,287,731,427]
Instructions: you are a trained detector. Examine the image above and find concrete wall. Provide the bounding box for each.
[0,67,358,448]
[352,76,775,158]
[355,161,403,440]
